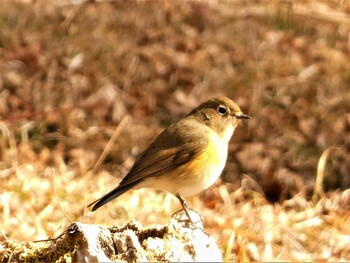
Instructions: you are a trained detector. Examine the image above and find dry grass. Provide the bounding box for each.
[1,0,350,261]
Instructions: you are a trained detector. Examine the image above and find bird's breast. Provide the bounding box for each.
[175,127,229,197]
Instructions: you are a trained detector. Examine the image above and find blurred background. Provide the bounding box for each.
[1,0,349,261]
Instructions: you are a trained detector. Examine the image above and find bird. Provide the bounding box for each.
[88,96,251,220]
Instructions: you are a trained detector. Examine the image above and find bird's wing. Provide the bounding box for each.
[87,118,209,211]
[118,118,209,187]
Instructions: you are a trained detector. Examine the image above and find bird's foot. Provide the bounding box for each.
[171,208,203,229]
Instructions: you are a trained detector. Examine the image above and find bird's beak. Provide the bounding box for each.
[235,113,252,119]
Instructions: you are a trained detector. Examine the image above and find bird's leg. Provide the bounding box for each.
[175,194,193,223]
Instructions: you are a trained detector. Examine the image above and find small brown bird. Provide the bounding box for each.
[88,96,251,219]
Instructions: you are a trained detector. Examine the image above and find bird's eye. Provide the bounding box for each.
[217,105,227,116]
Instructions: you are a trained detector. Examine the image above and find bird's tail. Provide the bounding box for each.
[88,180,141,211]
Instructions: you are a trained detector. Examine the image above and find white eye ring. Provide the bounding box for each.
[217,105,227,116]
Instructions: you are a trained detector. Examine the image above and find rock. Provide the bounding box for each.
[0,211,222,262]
